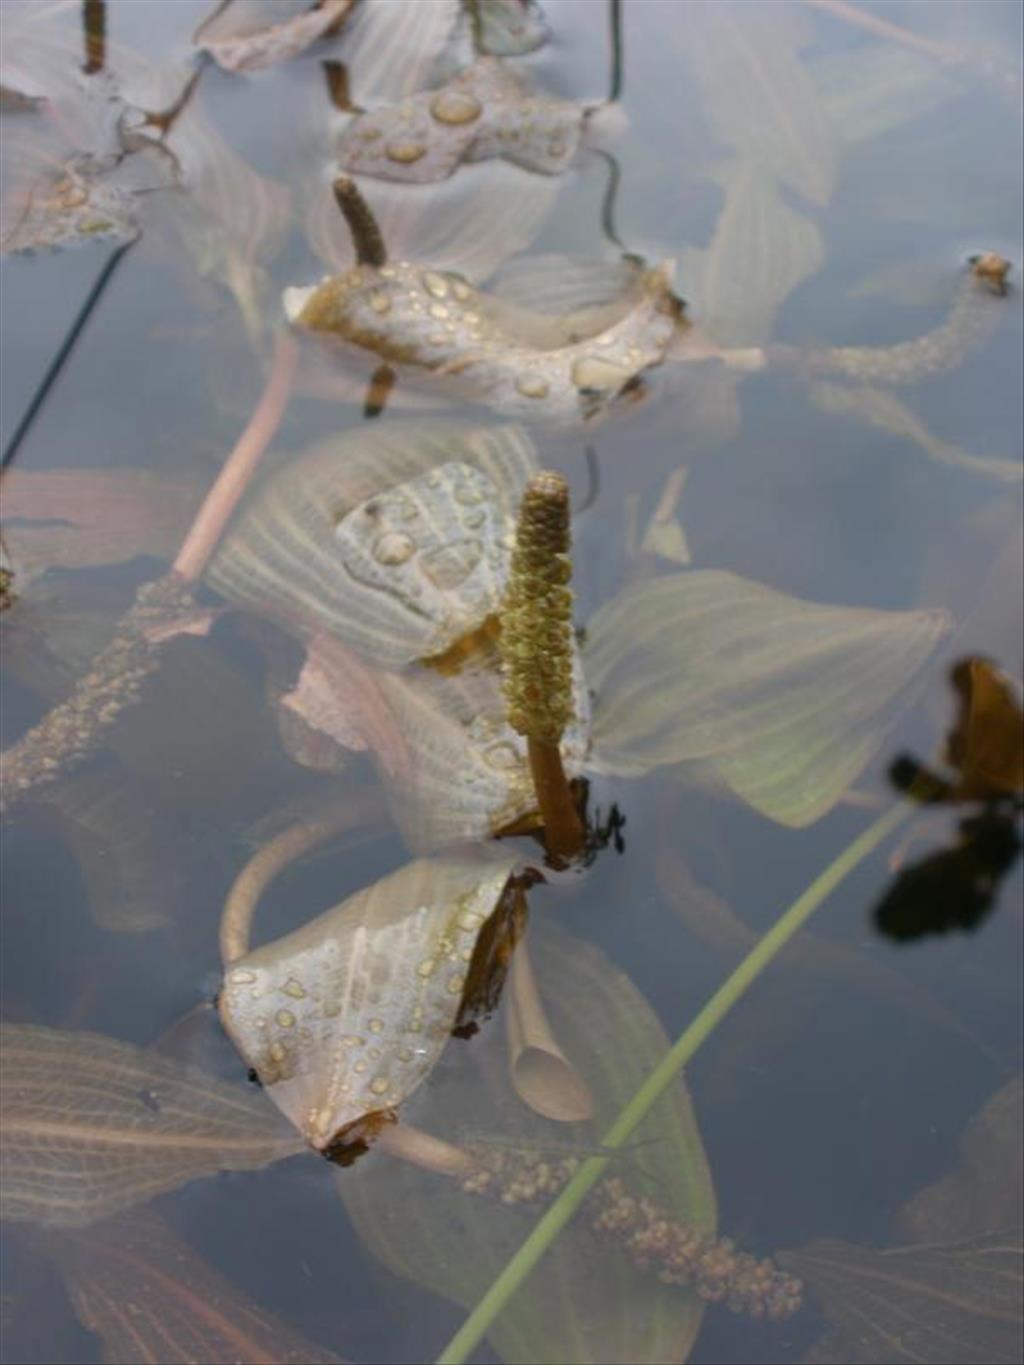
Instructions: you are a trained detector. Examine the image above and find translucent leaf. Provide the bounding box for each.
[337,58,584,183]
[899,1076,1023,1243]
[337,0,461,105]
[809,383,1023,486]
[811,44,962,147]
[194,0,355,74]
[207,421,537,668]
[48,1207,345,1364]
[219,853,517,1148]
[338,923,715,1365]
[304,162,559,285]
[681,161,824,345]
[785,1232,1023,1365]
[1,469,205,580]
[287,250,682,424]
[679,1,835,206]
[0,1024,304,1227]
[584,570,949,826]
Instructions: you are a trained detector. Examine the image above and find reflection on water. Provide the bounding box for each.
[1,1,1022,1362]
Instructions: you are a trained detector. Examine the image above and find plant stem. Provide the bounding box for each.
[526,737,585,864]
[174,331,296,582]
[435,800,913,1365]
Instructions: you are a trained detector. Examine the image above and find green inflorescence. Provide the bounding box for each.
[501,471,575,743]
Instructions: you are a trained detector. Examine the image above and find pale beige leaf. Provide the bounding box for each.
[682,161,824,345]
[0,1024,303,1227]
[287,251,682,424]
[337,58,584,183]
[194,0,354,74]
[584,570,949,826]
[207,421,537,668]
[219,853,516,1148]
[680,1,835,205]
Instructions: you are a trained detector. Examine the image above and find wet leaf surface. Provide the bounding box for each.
[585,569,949,826]
[47,1206,346,1363]
[219,853,517,1148]
[337,58,585,184]
[0,1024,304,1226]
[339,922,715,1365]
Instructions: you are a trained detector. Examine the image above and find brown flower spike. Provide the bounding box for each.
[501,471,584,861]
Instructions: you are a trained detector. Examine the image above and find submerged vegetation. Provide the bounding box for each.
[1,2,1022,1363]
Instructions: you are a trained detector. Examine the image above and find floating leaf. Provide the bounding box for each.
[681,161,824,345]
[0,1024,303,1227]
[811,43,962,146]
[194,0,355,74]
[679,1,835,206]
[809,383,1023,486]
[48,1207,345,1364]
[584,570,949,826]
[339,923,715,1365]
[207,421,537,668]
[337,58,584,183]
[286,244,683,424]
[1,469,206,580]
[219,853,517,1149]
[785,1232,1022,1365]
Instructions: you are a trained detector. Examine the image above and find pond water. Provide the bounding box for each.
[1,2,1022,1363]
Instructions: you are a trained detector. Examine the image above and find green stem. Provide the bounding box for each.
[436,801,912,1365]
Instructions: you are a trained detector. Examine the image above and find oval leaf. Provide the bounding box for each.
[338,923,716,1364]
[0,1024,304,1227]
[219,853,517,1148]
[584,570,949,826]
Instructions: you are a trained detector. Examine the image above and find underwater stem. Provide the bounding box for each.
[174,331,296,583]
[436,800,913,1365]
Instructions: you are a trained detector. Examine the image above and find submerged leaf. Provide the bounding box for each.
[48,1207,345,1364]
[681,161,824,345]
[335,0,461,105]
[0,1024,303,1227]
[811,43,962,146]
[337,58,584,183]
[218,853,517,1148]
[679,1,835,206]
[1,469,205,579]
[584,570,949,826]
[194,0,354,74]
[286,247,683,424]
[207,421,537,668]
[785,1232,1023,1365]
[339,923,715,1365]
[809,382,1023,486]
